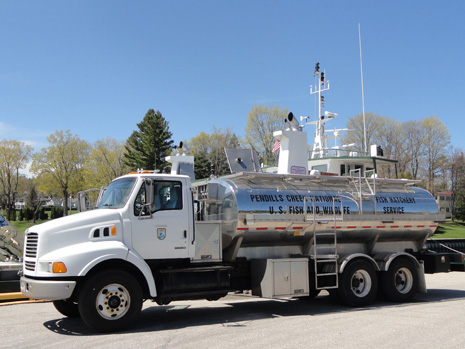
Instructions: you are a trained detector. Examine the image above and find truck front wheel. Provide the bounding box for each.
[338,259,378,307]
[78,270,143,332]
[380,258,418,302]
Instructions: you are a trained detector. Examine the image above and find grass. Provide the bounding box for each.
[432,220,465,239]
[9,219,48,234]
[5,209,79,234]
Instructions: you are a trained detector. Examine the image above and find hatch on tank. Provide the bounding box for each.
[224,148,261,174]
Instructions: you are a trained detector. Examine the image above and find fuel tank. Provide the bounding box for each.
[195,172,442,252]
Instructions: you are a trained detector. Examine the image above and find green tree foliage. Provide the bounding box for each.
[453,189,465,222]
[193,151,211,180]
[0,139,33,220]
[124,109,173,173]
[31,130,90,216]
[244,105,287,166]
[87,138,130,187]
[25,183,43,223]
[185,127,240,178]
[450,148,465,221]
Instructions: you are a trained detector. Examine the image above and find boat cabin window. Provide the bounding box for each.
[311,164,328,172]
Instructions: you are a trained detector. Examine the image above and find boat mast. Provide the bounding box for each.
[359,23,368,154]
[310,62,330,159]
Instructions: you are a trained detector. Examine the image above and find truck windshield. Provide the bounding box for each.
[97,177,137,209]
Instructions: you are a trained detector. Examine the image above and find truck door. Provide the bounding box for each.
[131,178,192,259]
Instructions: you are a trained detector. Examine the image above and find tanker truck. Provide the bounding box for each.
[19,142,460,332]
[19,68,463,331]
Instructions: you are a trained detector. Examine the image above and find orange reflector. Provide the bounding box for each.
[111,226,117,236]
[52,262,67,273]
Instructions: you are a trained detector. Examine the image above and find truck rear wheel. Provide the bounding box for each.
[53,299,80,318]
[78,270,143,332]
[338,259,377,307]
[380,258,418,302]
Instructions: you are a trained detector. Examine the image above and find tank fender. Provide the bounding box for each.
[373,252,426,294]
[372,252,421,272]
[338,253,380,273]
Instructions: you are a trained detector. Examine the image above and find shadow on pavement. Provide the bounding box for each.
[42,287,465,336]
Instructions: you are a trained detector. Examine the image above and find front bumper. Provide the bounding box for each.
[20,276,76,301]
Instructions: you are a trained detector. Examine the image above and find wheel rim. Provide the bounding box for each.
[350,269,372,298]
[394,267,414,294]
[95,283,131,320]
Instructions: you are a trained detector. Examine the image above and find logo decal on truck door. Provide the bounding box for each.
[157,228,166,240]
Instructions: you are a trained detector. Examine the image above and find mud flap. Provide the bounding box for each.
[417,260,427,293]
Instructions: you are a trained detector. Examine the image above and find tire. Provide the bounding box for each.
[53,299,80,318]
[380,258,418,302]
[78,270,143,332]
[338,259,378,307]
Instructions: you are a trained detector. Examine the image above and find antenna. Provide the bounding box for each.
[359,23,368,154]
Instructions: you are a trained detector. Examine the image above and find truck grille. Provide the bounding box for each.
[24,261,36,271]
[25,232,39,258]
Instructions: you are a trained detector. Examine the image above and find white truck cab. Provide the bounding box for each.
[21,172,197,330]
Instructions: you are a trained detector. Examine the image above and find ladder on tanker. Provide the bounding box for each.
[305,196,340,290]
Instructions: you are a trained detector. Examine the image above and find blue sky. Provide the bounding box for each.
[1,1,465,159]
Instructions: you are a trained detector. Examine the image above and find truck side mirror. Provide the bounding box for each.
[145,179,154,206]
[140,179,156,217]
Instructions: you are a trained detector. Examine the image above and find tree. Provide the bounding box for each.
[185,127,241,178]
[403,120,425,180]
[31,130,90,216]
[209,127,240,176]
[421,116,451,193]
[454,192,465,222]
[26,183,43,223]
[342,113,409,178]
[449,148,465,220]
[0,140,33,220]
[373,117,404,178]
[124,109,173,173]
[192,151,211,180]
[342,112,386,154]
[87,138,130,187]
[244,105,287,165]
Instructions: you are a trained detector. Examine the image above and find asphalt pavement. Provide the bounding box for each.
[1,272,465,348]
